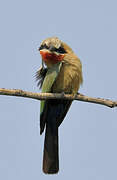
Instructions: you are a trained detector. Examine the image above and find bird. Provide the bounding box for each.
[36,37,83,174]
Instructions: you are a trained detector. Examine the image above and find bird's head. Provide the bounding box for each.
[38,37,72,66]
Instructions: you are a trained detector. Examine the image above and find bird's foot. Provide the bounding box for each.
[72,93,78,100]
[61,92,65,97]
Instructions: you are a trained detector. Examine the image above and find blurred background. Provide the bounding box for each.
[0,0,117,180]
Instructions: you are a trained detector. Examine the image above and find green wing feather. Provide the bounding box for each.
[40,62,62,114]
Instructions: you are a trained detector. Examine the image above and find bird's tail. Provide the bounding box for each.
[43,124,59,174]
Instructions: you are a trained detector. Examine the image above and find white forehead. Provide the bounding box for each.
[41,37,62,49]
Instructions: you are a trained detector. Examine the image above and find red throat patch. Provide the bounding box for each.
[40,51,65,64]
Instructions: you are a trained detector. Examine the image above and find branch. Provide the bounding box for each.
[0,88,117,108]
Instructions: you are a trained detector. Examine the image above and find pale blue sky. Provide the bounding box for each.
[0,0,117,180]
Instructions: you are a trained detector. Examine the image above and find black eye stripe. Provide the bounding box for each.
[55,47,66,54]
[39,44,49,50]
[39,44,66,54]
[48,46,66,54]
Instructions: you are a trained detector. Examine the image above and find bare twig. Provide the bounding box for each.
[0,88,117,108]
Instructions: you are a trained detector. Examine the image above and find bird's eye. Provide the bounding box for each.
[43,44,49,49]
[55,47,66,54]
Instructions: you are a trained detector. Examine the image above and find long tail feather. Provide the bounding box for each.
[43,124,59,174]
[41,99,72,174]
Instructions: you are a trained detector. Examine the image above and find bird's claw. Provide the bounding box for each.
[61,92,65,97]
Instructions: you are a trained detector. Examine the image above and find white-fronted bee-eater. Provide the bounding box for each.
[36,37,83,174]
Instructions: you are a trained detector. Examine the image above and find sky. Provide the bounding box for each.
[0,0,117,180]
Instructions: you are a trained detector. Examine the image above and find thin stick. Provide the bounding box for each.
[0,88,117,108]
